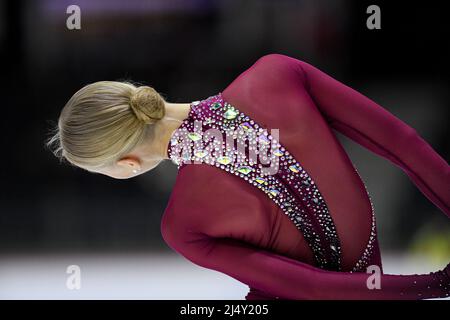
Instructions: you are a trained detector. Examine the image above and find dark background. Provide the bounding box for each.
[0,0,448,256]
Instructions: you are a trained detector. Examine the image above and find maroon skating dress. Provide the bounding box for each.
[161,54,450,299]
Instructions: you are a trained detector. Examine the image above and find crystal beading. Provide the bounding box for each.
[168,93,377,272]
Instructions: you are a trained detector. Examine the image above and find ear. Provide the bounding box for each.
[116,156,141,171]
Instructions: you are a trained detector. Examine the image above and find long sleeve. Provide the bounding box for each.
[161,175,449,300]
[274,54,450,217]
[162,227,450,300]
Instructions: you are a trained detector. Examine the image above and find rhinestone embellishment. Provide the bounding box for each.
[223,108,239,120]
[350,166,377,273]
[194,150,207,158]
[240,122,253,131]
[237,166,253,175]
[217,156,232,165]
[210,102,222,110]
[167,93,377,271]
[187,132,202,141]
[269,189,280,197]
[255,177,267,185]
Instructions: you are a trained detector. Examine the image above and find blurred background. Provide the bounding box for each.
[0,0,448,299]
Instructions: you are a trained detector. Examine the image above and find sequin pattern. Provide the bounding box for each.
[167,93,377,272]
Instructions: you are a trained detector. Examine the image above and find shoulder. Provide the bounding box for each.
[241,53,307,87]
[252,53,303,71]
[254,53,293,64]
[223,53,304,99]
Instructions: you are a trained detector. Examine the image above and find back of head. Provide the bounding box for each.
[46,81,166,170]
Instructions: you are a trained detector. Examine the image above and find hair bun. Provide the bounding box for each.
[130,86,165,124]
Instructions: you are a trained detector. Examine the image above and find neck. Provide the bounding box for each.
[155,101,192,160]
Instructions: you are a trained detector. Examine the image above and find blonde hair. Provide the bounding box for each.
[46,81,166,170]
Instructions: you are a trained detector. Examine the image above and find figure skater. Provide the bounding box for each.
[46,53,450,299]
